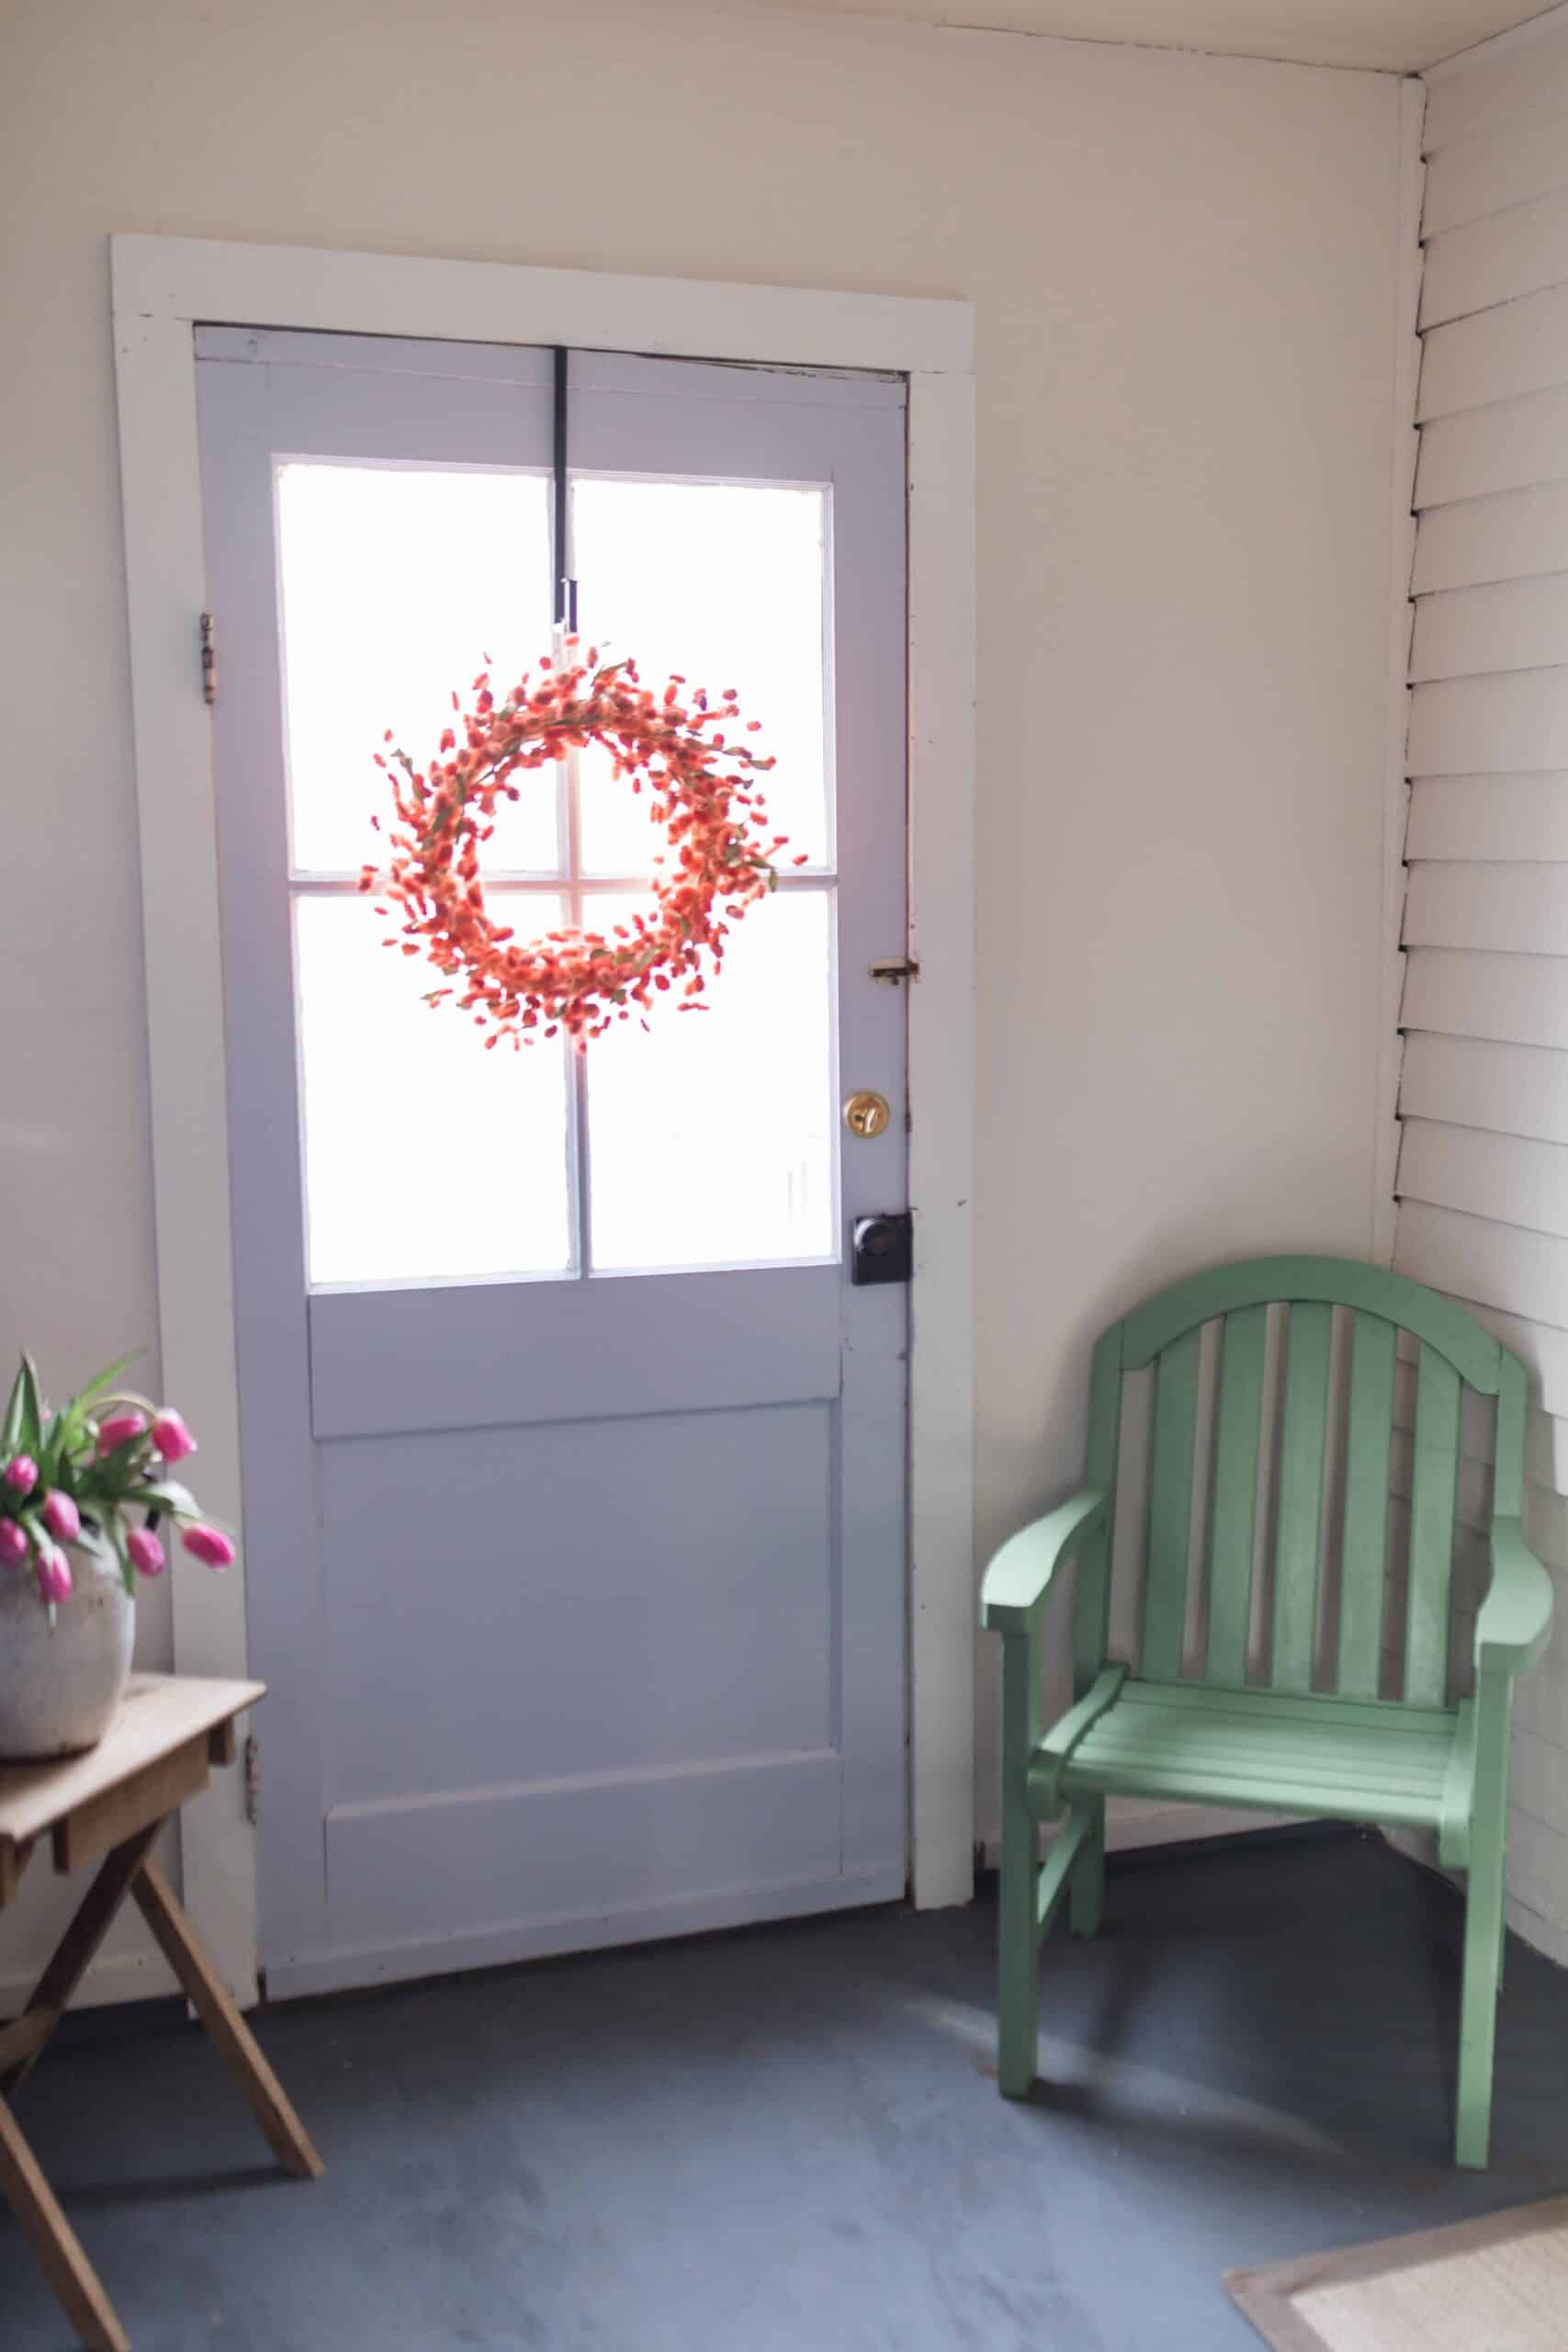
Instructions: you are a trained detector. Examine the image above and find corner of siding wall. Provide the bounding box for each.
[1373,75,1427,1267]
[1387,24,1568,1975]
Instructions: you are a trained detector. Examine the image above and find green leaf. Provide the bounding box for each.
[101,1510,136,1600]
[83,1451,137,1508]
[45,1402,78,1463]
[17,1356,42,1455]
[136,1478,198,1519]
[74,1353,141,1408]
[36,1421,66,1488]
[0,1363,25,1455]
[73,1517,116,1570]
[38,1391,93,1488]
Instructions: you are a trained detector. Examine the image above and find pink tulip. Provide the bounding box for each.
[40,1490,80,1544]
[3,1454,37,1496]
[151,1409,197,1464]
[0,1520,28,1566]
[127,1525,165,1578]
[38,1547,72,1604]
[180,1522,235,1570]
[96,1411,146,1454]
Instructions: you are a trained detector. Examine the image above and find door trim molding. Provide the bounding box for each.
[111,234,976,1990]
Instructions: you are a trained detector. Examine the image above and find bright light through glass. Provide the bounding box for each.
[282,467,840,1289]
[276,463,558,876]
[296,894,572,1285]
[583,888,835,1272]
[572,480,829,877]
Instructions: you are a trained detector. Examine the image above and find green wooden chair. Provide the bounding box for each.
[980,1256,1554,2167]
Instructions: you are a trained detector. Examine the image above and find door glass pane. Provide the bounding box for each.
[583,888,835,1272]
[276,463,558,877]
[296,893,572,1285]
[571,481,830,877]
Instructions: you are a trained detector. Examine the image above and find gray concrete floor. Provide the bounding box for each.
[3,1827,1566,2350]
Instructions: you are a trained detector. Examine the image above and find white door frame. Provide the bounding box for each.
[111,233,976,2000]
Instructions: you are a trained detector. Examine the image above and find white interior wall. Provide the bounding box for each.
[0,0,1402,1991]
[1387,1,1568,1971]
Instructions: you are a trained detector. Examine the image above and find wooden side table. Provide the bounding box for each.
[0,1673,321,2351]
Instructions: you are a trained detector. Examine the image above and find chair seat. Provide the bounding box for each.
[1052,1677,1470,1839]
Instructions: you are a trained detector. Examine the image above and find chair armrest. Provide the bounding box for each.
[1475,1518,1555,1678]
[979,1488,1106,1634]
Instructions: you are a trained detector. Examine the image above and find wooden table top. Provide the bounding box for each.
[0,1674,264,1855]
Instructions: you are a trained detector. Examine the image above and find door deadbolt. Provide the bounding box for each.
[843,1091,893,1139]
[851,1213,914,1285]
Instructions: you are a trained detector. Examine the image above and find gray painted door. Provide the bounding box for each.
[196,328,908,1997]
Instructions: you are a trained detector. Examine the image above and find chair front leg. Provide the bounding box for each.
[1456,1843,1506,2168]
[997,1627,1043,2097]
[1455,1671,1513,2169]
[1068,1794,1105,1940]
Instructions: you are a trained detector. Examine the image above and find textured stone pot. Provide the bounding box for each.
[0,1554,135,1758]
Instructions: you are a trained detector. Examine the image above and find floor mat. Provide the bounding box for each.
[1227,2197,1568,2350]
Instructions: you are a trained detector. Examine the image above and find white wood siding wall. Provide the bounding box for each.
[1394,9,1568,1968]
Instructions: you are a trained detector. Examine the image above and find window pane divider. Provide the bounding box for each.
[288,869,838,892]
[561,703,593,1281]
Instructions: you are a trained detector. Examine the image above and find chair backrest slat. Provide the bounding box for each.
[1096,1257,1519,1716]
[1337,1312,1398,1699]
[1142,1328,1200,1680]
[1270,1301,1332,1693]
[1205,1306,1268,1683]
[1072,1324,1125,1697]
[1404,1345,1461,1706]
[1495,1354,1526,1519]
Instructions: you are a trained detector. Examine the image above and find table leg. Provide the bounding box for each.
[0,2092,130,2352]
[131,1859,323,2181]
[1,1826,162,2100]
[0,1819,320,2348]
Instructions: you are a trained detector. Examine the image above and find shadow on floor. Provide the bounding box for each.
[3,1827,1565,2350]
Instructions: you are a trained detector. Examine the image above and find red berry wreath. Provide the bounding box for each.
[359,640,802,1049]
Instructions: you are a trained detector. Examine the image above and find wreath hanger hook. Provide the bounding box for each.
[553,345,578,640]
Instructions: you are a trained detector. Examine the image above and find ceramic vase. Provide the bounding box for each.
[0,1554,135,1758]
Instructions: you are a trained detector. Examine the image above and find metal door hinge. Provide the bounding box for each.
[243,1736,261,1826]
[200,611,218,706]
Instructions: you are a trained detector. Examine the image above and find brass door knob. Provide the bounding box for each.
[844,1090,892,1139]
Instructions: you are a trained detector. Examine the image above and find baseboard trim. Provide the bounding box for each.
[0,1946,180,2015]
